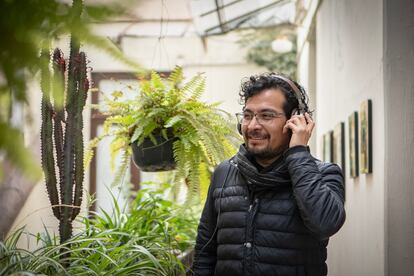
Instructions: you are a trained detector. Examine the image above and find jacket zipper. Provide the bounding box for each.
[248,198,260,275]
[244,190,258,276]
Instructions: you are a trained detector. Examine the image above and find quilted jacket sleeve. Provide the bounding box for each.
[192,165,222,275]
[284,146,346,240]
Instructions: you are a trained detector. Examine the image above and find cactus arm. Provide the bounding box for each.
[60,0,82,240]
[71,52,87,219]
[59,39,79,242]
[52,48,66,191]
[40,48,60,219]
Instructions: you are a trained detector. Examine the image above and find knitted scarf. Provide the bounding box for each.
[234,144,291,192]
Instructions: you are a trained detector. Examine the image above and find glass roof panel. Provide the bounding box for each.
[190,0,296,35]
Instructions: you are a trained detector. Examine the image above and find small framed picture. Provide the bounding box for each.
[333,122,345,172]
[359,99,372,174]
[348,112,359,178]
[323,131,333,162]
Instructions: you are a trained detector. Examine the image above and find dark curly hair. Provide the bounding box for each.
[239,72,312,119]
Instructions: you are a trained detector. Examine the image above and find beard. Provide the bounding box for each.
[245,131,289,160]
[246,143,287,159]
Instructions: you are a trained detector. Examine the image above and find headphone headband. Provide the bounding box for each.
[272,75,306,113]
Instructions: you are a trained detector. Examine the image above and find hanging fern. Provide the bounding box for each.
[88,66,241,201]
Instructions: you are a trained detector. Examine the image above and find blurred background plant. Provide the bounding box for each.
[238,27,297,78]
[0,0,142,182]
[0,183,199,275]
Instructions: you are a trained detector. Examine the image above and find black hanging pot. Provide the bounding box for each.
[131,134,177,172]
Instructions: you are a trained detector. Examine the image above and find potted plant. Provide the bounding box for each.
[90,66,240,200]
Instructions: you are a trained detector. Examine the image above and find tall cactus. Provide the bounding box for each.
[40,0,88,244]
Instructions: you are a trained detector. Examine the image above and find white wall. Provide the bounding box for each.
[297,37,317,154]
[298,0,385,275]
[383,0,414,274]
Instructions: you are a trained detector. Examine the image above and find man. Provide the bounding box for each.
[192,73,346,276]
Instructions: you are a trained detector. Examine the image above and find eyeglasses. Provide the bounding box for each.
[235,111,285,125]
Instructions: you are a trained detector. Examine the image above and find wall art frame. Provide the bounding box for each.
[348,111,359,178]
[359,99,373,174]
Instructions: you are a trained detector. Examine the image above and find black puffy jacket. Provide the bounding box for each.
[193,145,346,276]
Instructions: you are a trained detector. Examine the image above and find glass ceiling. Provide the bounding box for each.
[190,0,296,36]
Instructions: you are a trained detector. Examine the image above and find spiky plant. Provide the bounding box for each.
[90,66,240,202]
[0,185,199,275]
[40,0,89,244]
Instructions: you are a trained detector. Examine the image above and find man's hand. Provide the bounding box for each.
[282,112,315,148]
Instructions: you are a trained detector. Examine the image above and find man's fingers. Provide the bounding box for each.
[283,121,298,133]
[289,115,308,129]
[298,114,307,125]
[305,113,315,132]
[304,112,313,123]
[288,116,301,126]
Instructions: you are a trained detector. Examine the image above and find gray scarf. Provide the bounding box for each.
[234,145,291,192]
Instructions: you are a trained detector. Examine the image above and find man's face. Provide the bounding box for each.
[242,88,290,165]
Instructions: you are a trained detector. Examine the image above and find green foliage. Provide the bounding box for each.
[0,122,42,181]
[0,0,145,183]
[238,28,297,78]
[95,184,199,255]
[0,0,131,103]
[93,66,241,202]
[0,185,199,275]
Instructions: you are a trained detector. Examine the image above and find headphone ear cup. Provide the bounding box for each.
[237,123,242,135]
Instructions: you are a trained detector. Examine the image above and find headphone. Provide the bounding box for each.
[237,75,306,135]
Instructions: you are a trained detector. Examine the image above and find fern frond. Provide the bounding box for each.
[185,153,201,204]
[181,73,204,97]
[164,115,184,128]
[161,128,169,140]
[172,141,187,186]
[110,136,128,171]
[170,170,183,202]
[130,125,143,144]
[110,147,131,187]
[142,121,160,143]
[84,137,102,169]
[167,66,184,86]
[198,162,211,203]
[139,80,152,96]
[150,70,165,92]
[190,77,206,101]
